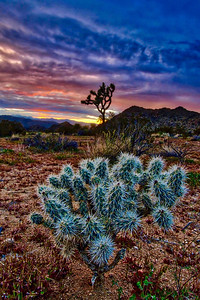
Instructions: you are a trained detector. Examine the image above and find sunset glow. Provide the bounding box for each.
[0,0,200,123]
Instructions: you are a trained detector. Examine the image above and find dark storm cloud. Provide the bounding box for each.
[0,0,199,119]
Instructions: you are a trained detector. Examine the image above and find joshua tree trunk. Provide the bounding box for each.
[102,112,105,124]
[79,246,126,289]
[91,271,105,287]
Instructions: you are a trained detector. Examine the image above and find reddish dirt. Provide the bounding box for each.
[0,137,200,299]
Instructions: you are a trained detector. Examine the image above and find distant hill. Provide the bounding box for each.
[96,106,200,133]
[47,121,73,134]
[0,115,58,130]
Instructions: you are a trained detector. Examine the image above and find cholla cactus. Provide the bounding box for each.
[31,154,186,286]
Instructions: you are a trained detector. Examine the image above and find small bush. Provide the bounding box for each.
[23,133,78,152]
[191,135,200,141]
[1,253,50,298]
[0,247,70,298]
[187,172,200,188]
[159,142,193,163]
[86,131,131,161]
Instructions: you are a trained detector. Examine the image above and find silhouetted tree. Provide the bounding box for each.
[0,120,25,137]
[81,82,115,123]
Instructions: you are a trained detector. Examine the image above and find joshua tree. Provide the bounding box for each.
[31,154,186,287]
[81,82,115,124]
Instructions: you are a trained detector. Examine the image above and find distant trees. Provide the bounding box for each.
[81,82,115,124]
[0,120,25,137]
[194,127,200,135]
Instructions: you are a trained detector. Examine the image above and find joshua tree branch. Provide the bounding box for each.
[105,249,126,272]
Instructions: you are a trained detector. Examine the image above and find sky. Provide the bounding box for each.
[0,0,200,123]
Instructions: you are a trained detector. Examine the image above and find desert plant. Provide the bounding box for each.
[191,135,200,141]
[23,133,78,152]
[171,236,200,299]
[0,251,70,298]
[96,115,154,156]
[112,279,124,299]
[86,131,131,161]
[129,264,170,300]
[31,154,186,287]
[125,116,153,156]
[159,141,193,163]
[86,123,153,161]
[81,82,115,123]
[187,172,200,189]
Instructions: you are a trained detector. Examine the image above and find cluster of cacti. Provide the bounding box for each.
[31,154,186,285]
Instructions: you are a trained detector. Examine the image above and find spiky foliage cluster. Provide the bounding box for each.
[31,154,186,285]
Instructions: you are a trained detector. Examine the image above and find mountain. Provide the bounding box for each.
[47,121,73,134]
[119,106,200,120]
[0,115,93,129]
[96,106,200,133]
[0,115,58,130]
[41,119,91,126]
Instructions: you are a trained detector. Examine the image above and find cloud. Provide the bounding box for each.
[0,0,200,120]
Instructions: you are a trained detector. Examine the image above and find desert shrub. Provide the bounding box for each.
[70,123,91,136]
[0,251,70,298]
[0,148,14,154]
[23,133,78,152]
[0,149,37,165]
[95,116,154,157]
[191,135,200,141]
[87,125,153,161]
[159,141,193,163]
[128,264,199,300]
[193,127,200,135]
[0,120,25,137]
[125,233,200,300]
[154,126,174,135]
[187,172,200,188]
[126,117,154,156]
[1,253,48,298]
[31,154,186,287]
[86,131,131,161]
[175,125,189,137]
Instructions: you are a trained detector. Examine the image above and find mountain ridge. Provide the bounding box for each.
[0,115,58,129]
[1,106,200,132]
[97,105,200,132]
[0,115,91,128]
